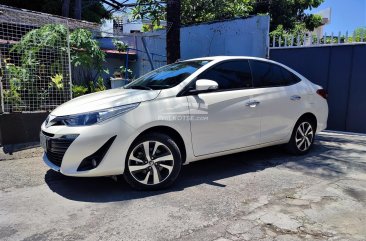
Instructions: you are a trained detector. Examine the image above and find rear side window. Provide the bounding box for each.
[197,60,252,90]
[250,60,300,88]
[281,67,302,85]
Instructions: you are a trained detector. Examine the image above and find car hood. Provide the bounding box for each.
[51,88,160,116]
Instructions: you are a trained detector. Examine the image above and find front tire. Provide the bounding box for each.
[123,133,182,190]
[286,118,315,155]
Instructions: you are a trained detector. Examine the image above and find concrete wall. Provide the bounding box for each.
[181,16,270,60]
[134,32,167,76]
[136,15,270,76]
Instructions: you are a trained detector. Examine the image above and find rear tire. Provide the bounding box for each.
[286,118,315,155]
[123,133,182,190]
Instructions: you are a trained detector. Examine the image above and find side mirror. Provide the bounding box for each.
[195,79,219,91]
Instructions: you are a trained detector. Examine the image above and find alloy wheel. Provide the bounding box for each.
[295,122,314,152]
[127,141,175,185]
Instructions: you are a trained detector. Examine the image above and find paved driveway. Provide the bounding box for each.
[0,132,365,241]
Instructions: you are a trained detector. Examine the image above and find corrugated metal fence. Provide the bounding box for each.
[270,44,366,134]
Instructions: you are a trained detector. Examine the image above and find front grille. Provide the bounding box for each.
[46,138,76,167]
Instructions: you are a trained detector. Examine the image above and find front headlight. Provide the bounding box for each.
[53,103,140,127]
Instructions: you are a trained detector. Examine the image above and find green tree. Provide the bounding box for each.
[133,0,323,32]
[133,0,253,26]
[132,0,166,26]
[181,0,252,25]
[353,27,366,42]
[269,23,309,46]
[0,0,110,23]
[252,0,324,31]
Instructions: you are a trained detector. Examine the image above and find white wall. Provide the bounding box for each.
[123,23,144,34]
[181,16,270,59]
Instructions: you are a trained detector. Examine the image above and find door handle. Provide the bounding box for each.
[246,100,260,108]
[290,95,301,101]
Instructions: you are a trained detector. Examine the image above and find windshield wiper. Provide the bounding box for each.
[126,85,153,90]
[146,84,171,89]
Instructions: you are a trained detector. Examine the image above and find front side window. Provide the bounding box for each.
[124,60,210,90]
[197,60,253,90]
[250,60,300,88]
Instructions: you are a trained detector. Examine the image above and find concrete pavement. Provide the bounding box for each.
[0,132,365,241]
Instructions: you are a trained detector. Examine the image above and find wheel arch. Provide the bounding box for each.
[131,125,187,163]
[297,112,317,132]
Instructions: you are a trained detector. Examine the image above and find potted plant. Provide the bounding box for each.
[110,65,133,88]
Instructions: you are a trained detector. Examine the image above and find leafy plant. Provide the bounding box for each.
[142,24,165,32]
[72,77,106,98]
[142,24,152,32]
[70,28,108,85]
[12,24,107,85]
[6,23,109,107]
[4,63,28,90]
[72,85,88,98]
[3,87,22,109]
[2,62,28,109]
[11,24,68,68]
[50,74,64,89]
[113,39,129,52]
[5,24,68,110]
[89,76,107,93]
[119,66,133,79]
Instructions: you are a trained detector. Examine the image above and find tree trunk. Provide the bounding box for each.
[74,0,82,20]
[166,0,181,64]
[62,0,70,17]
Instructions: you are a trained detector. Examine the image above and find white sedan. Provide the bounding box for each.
[40,56,328,190]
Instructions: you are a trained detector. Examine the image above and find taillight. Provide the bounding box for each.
[316,89,328,99]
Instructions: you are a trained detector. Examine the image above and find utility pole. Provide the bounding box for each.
[166,0,181,64]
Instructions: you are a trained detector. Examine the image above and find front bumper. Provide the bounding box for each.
[43,153,61,172]
[41,116,137,177]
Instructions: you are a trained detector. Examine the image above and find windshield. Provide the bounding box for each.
[124,60,210,90]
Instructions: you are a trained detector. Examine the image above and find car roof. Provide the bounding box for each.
[183,56,304,80]
[185,56,270,62]
[184,56,294,71]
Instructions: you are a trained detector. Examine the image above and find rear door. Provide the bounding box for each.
[249,60,306,143]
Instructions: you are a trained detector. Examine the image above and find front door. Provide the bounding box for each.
[187,60,261,156]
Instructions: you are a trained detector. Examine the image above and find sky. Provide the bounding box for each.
[307,0,366,33]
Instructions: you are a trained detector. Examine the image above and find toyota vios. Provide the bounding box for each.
[41,56,328,190]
